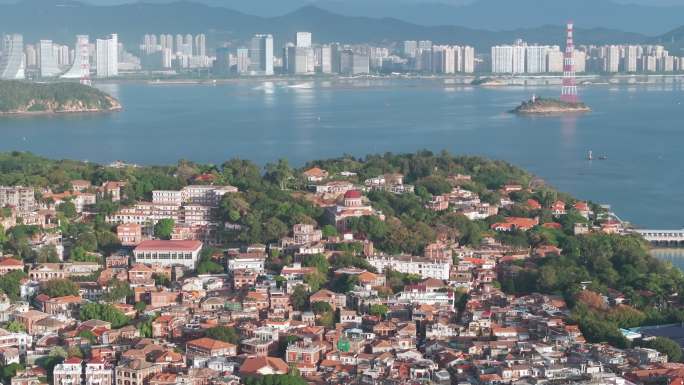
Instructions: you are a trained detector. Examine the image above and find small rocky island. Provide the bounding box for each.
[511,95,591,115]
[0,80,121,115]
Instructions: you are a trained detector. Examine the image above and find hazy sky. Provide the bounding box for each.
[8,0,683,6]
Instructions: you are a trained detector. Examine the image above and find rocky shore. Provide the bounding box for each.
[511,96,591,115]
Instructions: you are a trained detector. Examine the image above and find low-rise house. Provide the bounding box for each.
[114,359,162,385]
[53,358,83,385]
[303,167,329,182]
[310,289,346,310]
[490,217,539,232]
[186,337,237,358]
[44,295,82,321]
[117,224,143,246]
[0,258,24,275]
[239,356,289,376]
[226,254,265,274]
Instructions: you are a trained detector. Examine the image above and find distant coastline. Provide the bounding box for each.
[82,73,684,88]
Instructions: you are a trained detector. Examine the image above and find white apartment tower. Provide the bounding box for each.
[39,40,61,77]
[96,33,118,78]
[249,34,274,75]
[0,34,25,80]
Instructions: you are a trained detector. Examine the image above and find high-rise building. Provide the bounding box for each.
[546,50,564,73]
[288,46,314,75]
[491,45,513,73]
[463,46,475,73]
[319,45,332,74]
[212,47,230,75]
[175,34,183,54]
[236,47,250,74]
[403,40,418,58]
[57,45,71,66]
[24,44,37,68]
[604,45,620,73]
[623,45,638,72]
[339,50,369,75]
[525,45,548,74]
[511,43,526,74]
[295,32,312,48]
[194,34,206,57]
[418,40,433,51]
[184,34,193,55]
[431,45,455,74]
[61,35,90,84]
[0,34,25,80]
[249,34,273,75]
[39,40,61,77]
[574,50,586,73]
[96,34,118,78]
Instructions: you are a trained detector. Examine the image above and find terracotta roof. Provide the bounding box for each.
[64,357,83,364]
[344,190,362,199]
[303,167,328,177]
[134,240,202,252]
[187,337,236,351]
[239,356,289,375]
[0,258,23,266]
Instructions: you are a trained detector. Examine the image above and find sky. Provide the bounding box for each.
[5,0,683,6]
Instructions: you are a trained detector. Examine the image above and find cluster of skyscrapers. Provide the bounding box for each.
[491,39,684,74]
[587,44,681,73]
[491,40,584,74]
[214,33,373,76]
[139,33,210,70]
[5,29,684,80]
[398,40,476,73]
[0,33,126,80]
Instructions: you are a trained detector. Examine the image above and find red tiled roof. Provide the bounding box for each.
[344,190,362,199]
[134,240,202,252]
[64,358,83,364]
[0,258,23,266]
[187,337,235,351]
[239,356,289,375]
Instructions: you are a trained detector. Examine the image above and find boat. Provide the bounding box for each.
[598,155,608,160]
[587,150,593,160]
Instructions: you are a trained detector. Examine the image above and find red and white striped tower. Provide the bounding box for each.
[560,22,578,103]
[78,35,91,86]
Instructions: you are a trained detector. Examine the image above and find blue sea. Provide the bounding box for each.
[1,77,683,229]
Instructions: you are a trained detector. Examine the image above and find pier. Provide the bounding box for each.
[634,229,684,246]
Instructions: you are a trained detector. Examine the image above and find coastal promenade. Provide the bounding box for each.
[635,229,684,246]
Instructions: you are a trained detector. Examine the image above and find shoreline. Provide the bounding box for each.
[0,105,123,117]
[65,72,684,87]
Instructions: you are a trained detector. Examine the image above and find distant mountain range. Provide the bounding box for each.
[2,0,682,35]
[0,0,681,53]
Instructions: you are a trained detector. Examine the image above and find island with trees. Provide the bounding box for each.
[511,95,591,114]
[0,80,121,115]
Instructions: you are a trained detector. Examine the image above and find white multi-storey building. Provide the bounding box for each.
[133,240,203,268]
[491,45,514,73]
[227,255,266,273]
[96,33,118,78]
[367,255,451,280]
[0,34,25,80]
[39,40,61,77]
[249,34,274,75]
